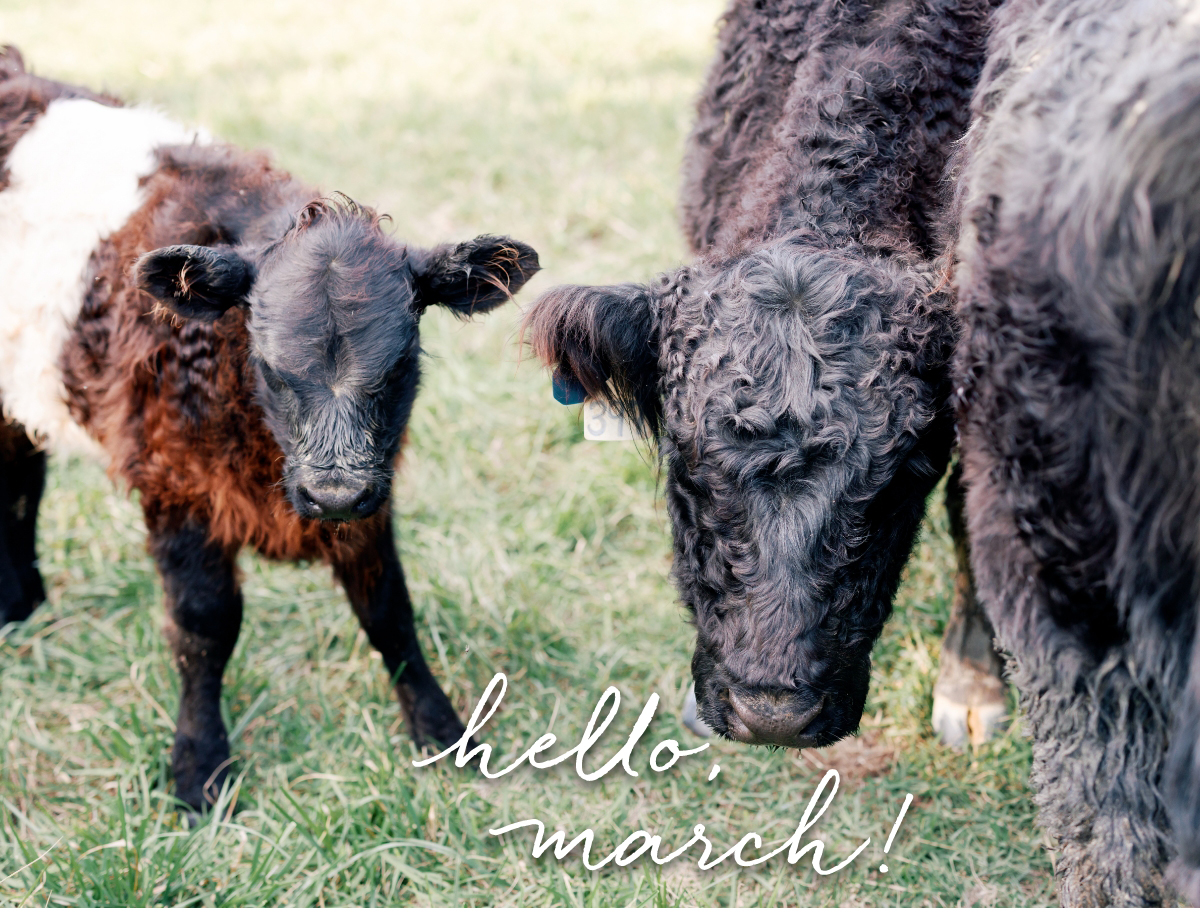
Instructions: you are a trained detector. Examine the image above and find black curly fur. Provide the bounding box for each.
[527,0,998,747]
[950,0,1200,902]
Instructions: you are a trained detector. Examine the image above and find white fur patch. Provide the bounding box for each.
[1182,0,1200,31]
[0,98,206,455]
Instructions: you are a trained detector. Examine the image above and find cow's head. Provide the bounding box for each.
[137,196,539,522]
[527,238,954,747]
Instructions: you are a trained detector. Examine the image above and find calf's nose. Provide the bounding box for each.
[297,482,374,521]
[724,690,826,748]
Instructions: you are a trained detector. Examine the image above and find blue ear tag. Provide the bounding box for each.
[552,369,588,405]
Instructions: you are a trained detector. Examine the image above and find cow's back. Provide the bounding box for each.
[680,0,1001,261]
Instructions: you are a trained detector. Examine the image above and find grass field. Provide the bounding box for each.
[0,0,1056,905]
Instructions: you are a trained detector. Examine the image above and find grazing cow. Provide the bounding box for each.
[527,0,1001,749]
[951,0,1200,902]
[0,48,539,814]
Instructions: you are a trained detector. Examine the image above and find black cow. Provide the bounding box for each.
[951,0,1200,902]
[527,0,1001,749]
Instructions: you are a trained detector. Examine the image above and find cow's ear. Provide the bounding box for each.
[135,245,254,322]
[523,281,662,437]
[411,235,540,317]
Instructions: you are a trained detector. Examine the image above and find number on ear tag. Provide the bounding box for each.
[583,400,635,441]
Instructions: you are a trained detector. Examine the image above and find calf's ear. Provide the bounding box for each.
[411,235,540,316]
[136,245,254,322]
[523,282,662,437]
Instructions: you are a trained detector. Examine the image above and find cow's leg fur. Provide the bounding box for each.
[932,460,1006,748]
[333,520,467,748]
[965,461,1179,906]
[1166,637,1200,902]
[149,521,242,816]
[1006,622,1176,905]
[0,420,47,627]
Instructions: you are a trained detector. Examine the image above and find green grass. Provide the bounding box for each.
[0,0,1054,905]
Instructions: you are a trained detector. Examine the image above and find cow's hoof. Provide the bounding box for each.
[174,790,215,827]
[408,701,474,756]
[931,689,1006,748]
[0,591,40,630]
[175,774,239,827]
[682,684,715,738]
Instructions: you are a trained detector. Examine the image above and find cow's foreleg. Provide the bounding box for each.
[149,520,242,816]
[962,455,1176,904]
[932,460,1007,748]
[0,420,46,627]
[333,519,467,748]
[1165,633,1200,905]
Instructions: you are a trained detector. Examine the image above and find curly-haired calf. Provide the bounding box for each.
[0,48,538,814]
[527,0,1000,749]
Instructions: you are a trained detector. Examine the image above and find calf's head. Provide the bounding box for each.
[527,239,954,747]
[137,197,538,522]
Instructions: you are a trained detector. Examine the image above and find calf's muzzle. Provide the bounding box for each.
[289,470,387,522]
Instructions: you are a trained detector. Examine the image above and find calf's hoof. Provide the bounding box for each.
[172,735,234,821]
[175,773,236,827]
[931,677,1006,748]
[933,594,1007,749]
[682,684,715,738]
[403,688,473,752]
[413,716,473,752]
[0,577,44,629]
[0,600,37,629]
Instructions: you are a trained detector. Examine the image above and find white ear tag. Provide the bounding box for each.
[583,399,636,441]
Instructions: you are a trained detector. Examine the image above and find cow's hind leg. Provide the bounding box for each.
[148,520,242,817]
[332,519,467,749]
[932,460,1007,748]
[0,419,47,627]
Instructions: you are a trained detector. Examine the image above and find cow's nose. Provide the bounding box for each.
[723,690,826,748]
[297,482,374,520]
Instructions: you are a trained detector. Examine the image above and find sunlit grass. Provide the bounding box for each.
[0,0,1053,905]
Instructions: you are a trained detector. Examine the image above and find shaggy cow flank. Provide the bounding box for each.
[950,0,1200,902]
[0,46,539,814]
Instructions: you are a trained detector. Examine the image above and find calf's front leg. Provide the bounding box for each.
[332,519,467,749]
[148,520,242,814]
[932,459,1007,748]
[0,420,47,626]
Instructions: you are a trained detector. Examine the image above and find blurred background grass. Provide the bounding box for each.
[0,0,1054,905]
